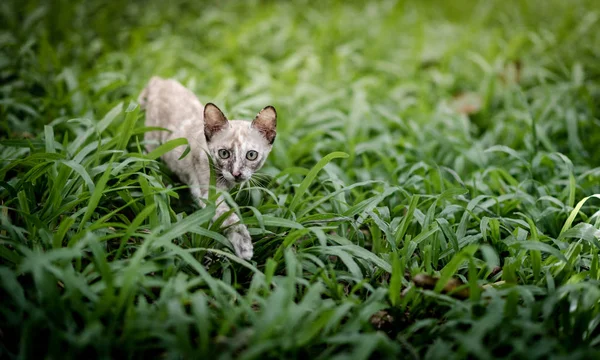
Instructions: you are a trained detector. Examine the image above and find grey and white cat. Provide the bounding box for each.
[138,76,277,260]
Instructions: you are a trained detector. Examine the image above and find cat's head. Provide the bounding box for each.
[203,103,277,186]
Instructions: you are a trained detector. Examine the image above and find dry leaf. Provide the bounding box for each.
[411,273,505,300]
[411,273,470,300]
[370,310,394,330]
[450,92,482,115]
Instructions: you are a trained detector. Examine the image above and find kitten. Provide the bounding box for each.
[138,76,277,260]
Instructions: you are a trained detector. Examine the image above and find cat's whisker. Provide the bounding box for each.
[251,176,262,187]
[254,173,272,181]
[248,173,270,187]
[240,180,251,193]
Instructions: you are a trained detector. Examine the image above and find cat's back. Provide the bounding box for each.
[139,77,207,156]
[139,76,204,128]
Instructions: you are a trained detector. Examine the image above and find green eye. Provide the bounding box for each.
[218,149,230,159]
[246,150,258,160]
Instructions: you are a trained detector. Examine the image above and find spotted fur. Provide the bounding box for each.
[139,76,277,260]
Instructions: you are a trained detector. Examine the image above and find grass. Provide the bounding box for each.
[1,0,600,358]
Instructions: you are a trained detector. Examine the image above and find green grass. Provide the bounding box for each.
[2,0,600,358]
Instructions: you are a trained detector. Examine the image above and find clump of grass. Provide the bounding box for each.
[2,0,600,358]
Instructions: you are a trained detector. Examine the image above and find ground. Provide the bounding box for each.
[1,0,600,359]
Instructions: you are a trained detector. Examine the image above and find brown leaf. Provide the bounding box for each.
[450,92,482,115]
[411,274,439,289]
[370,310,394,330]
[411,273,470,300]
[411,273,506,300]
[15,132,34,139]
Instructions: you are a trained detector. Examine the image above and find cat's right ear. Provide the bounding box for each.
[204,103,229,141]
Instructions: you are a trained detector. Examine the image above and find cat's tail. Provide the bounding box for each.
[137,76,163,110]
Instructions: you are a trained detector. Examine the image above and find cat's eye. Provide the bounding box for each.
[246,150,258,161]
[218,149,230,159]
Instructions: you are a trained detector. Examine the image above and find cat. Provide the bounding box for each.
[138,76,277,260]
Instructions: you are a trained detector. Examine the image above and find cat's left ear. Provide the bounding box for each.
[251,106,277,144]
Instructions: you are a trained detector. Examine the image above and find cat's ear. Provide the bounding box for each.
[251,106,277,144]
[204,103,229,141]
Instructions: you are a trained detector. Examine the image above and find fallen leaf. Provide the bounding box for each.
[370,310,394,330]
[411,273,506,300]
[450,92,482,115]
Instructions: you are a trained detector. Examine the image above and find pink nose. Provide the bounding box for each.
[232,171,241,177]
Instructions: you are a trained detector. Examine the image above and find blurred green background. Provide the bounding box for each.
[2,0,600,359]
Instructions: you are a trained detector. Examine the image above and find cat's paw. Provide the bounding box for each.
[227,225,253,260]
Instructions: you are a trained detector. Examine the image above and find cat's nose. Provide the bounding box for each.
[232,171,242,181]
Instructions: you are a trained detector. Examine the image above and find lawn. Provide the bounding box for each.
[2,0,600,358]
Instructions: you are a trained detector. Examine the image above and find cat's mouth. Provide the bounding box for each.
[221,170,246,184]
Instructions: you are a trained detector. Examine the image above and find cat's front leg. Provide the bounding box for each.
[224,223,253,260]
[216,199,253,260]
[192,187,253,260]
